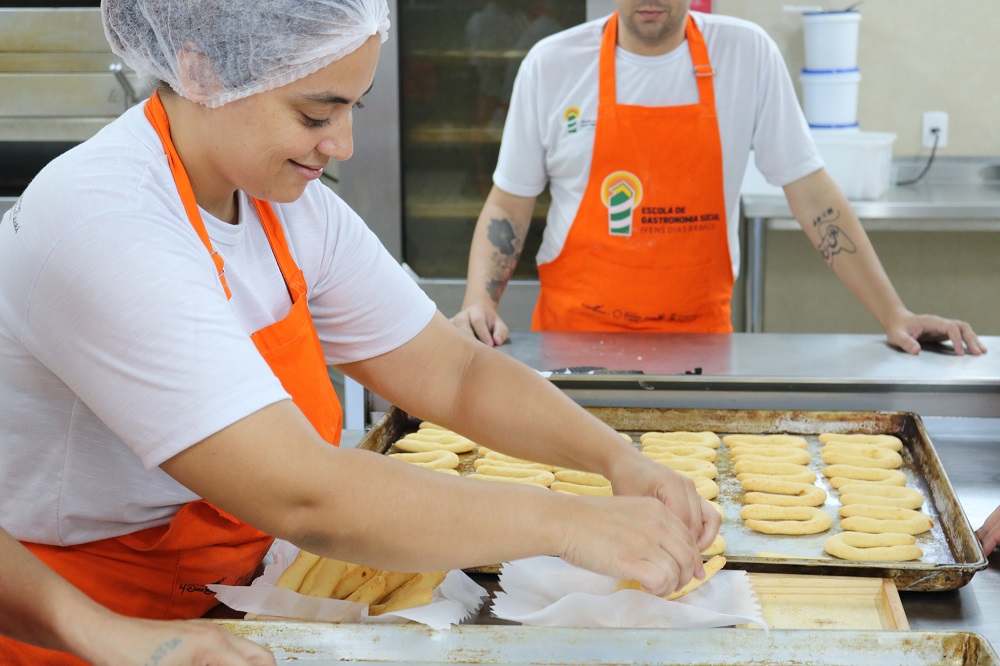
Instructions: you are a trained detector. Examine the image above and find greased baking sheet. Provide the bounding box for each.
[357,407,987,591]
[217,621,999,665]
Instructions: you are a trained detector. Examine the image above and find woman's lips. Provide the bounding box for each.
[290,160,325,181]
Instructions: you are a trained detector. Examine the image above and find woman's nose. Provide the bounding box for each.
[316,114,354,161]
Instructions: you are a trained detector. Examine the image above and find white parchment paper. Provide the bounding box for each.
[491,556,767,629]
[208,541,487,630]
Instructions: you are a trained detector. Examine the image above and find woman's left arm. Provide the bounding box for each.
[783,169,986,355]
[339,312,719,550]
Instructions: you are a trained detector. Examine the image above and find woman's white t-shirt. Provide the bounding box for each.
[495,11,824,278]
[0,102,435,545]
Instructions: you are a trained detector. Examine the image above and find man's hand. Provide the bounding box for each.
[884,312,987,356]
[450,304,510,347]
[976,505,1000,554]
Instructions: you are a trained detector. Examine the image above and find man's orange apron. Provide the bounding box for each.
[532,13,733,333]
[3,91,343,665]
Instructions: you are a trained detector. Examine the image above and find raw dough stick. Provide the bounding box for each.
[466,472,552,486]
[394,437,476,454]
[818,433,903,449]
[473,457,555,472]
[434,469,460,475]
[731,448,812,466]
[824,531,923,562]
[550,481,613,496]
[723,434,808,449]
[745,490,826,507]
[734,461,812,477]
[474,465,555,485]
[417,421,450,431]
[482,450,557,470]
[388,450,460,470]
[617,432,634,443]
[664,555,727,600]
[821,448,903,469]
[707,501,725,517]
[553,470,611,487]
[404,431,475,446]
[837,504,933,529]
[821,442,904,456]
[822,465,906,484]
[738,470,817,484]
[837,483,924,508]
[829,475,907,489]
[839,515,932,536]
[701,534,726,556]
[641,444,718,462]
[639,431,721,448]
[694,476,720,500]
[739,505,833,535]
[652,457,718,479]
[742,479,827,507]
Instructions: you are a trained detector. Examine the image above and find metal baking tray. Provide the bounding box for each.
[356,407,987,591]
[218,621,999,665]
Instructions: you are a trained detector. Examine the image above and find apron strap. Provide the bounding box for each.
[144,91,232,299]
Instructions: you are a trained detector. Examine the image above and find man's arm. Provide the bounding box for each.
[452,185,538,346]
[0,527,275,666]
[783,168,986,355]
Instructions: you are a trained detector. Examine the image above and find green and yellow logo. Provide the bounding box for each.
[564,106,581,134]
[601,171,643,237]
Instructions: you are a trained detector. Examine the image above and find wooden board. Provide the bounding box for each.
[748,573,908,630]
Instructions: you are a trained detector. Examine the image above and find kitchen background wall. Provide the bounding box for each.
[715,0,1000,156]
[716,0,1000,336]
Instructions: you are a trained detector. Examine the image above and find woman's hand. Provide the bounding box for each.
[556,494,707,597]
[85,616,275,666]
[605,452,721,554]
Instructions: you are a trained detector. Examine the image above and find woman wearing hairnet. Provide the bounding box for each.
[0,1,718,661]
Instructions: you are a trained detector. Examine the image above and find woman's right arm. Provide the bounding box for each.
[159,315,712,596]
[0,526,274,666]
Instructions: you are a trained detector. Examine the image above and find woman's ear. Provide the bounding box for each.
[175,46,223,104]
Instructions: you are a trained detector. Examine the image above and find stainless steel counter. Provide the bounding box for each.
[740,158,1000,332]
[488,331,1000,418]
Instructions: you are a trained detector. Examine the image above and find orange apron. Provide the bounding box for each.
[3,91,342,665]
[532,13,733,333]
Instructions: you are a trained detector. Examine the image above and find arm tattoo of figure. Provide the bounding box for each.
[484,216,523,302]
[812,206,856,265]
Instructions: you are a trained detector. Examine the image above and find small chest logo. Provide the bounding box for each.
[563,106,581,134]
[601,171,643,237]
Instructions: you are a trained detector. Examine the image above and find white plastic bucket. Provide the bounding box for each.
[799,68,861,129]
[802,10,861,70]
[811,129,897,200]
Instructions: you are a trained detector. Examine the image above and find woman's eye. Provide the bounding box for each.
[303,114,331,128]
[353,100,366,110]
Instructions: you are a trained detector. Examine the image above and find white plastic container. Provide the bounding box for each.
[812,129,897,200]
[802,10,861,70]
[799,68,861,129]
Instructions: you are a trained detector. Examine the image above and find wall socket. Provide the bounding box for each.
[922,111,949,149]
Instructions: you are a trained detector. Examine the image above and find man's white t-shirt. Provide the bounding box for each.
[494,11,824,279]
[0,103,436,546]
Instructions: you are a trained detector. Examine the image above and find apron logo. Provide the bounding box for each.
[563,106,581,133]
[601,171,643,237]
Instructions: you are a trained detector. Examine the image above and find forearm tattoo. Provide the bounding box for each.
[811,206,856,265]
[484,216,523,302]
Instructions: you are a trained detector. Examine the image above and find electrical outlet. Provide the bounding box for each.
[922,111,949,149]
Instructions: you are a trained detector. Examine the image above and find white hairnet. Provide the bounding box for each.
[102,0,390,108]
